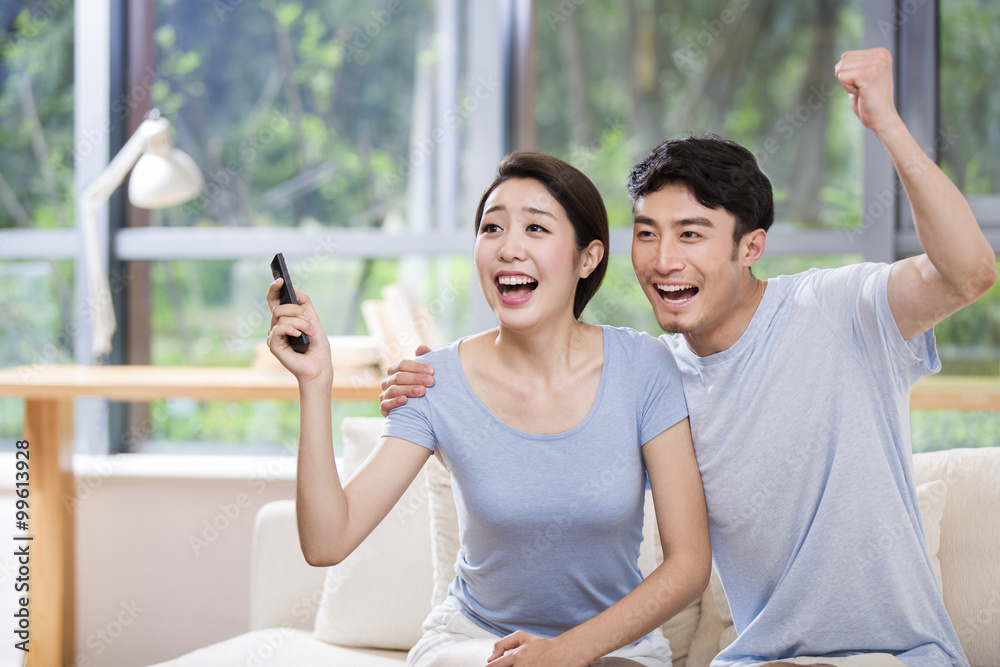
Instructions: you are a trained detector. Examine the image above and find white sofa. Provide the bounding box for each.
[152,419,1000,667]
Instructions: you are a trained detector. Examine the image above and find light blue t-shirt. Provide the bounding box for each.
[661,263,968,667]
[383,325,688,640]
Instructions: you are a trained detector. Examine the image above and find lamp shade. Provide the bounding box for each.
[128,147,204,209]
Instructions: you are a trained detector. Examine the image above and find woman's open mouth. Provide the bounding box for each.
[496,274,538,303]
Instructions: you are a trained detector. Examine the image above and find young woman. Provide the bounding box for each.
[267,152,710,667]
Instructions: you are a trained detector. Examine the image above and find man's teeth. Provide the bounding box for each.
[498,276,537,285]
[657,284,695,292]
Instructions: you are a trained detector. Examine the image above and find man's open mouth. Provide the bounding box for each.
[497,275,538,299]
[656,283,699,303]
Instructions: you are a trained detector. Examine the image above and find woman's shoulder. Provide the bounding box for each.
[600,325,669,351]
[413,330,500,379]
[599,325,679,377]
[415,338,461,362]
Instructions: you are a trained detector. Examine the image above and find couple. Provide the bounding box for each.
[268,49,994,667]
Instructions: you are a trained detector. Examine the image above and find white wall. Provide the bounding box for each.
[1,454,297,667]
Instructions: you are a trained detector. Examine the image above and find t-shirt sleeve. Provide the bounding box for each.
[381,394,437,452]
[380,351,442,453]
[813,263,940,392]
[632,331,689,446]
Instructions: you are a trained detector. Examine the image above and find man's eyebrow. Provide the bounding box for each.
[673,217,715,229]
[633,215,716,228]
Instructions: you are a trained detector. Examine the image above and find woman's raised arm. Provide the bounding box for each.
[268,281,431,566]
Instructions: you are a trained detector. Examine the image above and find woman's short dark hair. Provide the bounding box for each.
[627,135,774,247]
[474,151,609,320]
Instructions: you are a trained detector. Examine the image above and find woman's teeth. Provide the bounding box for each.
[498,275,537,297]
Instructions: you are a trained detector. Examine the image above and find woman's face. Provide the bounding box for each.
[474,178,596,331]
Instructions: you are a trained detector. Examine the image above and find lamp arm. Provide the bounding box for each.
[78,117,165,361]
[80,117,170,206]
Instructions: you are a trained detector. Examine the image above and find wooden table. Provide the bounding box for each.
[0,364,381,667]
[909,374,1000,411]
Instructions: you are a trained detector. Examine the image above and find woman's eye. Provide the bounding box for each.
[527,223,548,233]
[480,223,501,234]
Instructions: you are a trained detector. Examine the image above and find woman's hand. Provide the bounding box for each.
[266,278,332,386]
[486,631,585,666]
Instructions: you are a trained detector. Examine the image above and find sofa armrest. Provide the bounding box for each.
[249,499,327,631]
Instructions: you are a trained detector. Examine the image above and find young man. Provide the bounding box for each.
[379,49,995,666]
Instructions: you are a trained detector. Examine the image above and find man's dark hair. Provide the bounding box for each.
[627,135,774,248]
[475,151,609,320]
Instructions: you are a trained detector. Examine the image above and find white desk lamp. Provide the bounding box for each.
[80,109,203,362]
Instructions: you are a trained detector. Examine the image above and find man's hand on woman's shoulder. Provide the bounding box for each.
[379,344,435,416]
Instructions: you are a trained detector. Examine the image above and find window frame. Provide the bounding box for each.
[2,0,995,454]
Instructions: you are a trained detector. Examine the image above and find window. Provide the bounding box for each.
[0,4,75,444]
[1,0,995,453]
[102,0,509,453]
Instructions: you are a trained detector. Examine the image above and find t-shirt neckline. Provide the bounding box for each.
[449,325,610,440]
[677,278,781,367]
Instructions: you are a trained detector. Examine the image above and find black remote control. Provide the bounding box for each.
[270,253,310,353]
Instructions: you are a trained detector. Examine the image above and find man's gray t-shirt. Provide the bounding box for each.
[661,263,968,667]
[383,325,688,640]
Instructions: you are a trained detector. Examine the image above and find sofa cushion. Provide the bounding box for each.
[426,454,459,608]
[913,447,1000,667]
[425,453,703,664]
[916,479,947,594]
[147,628,407,666]
[312,418,433,651]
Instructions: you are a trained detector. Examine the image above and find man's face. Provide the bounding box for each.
[631,183,749,338]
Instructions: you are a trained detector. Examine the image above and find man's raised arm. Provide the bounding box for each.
[835,48,996,340]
